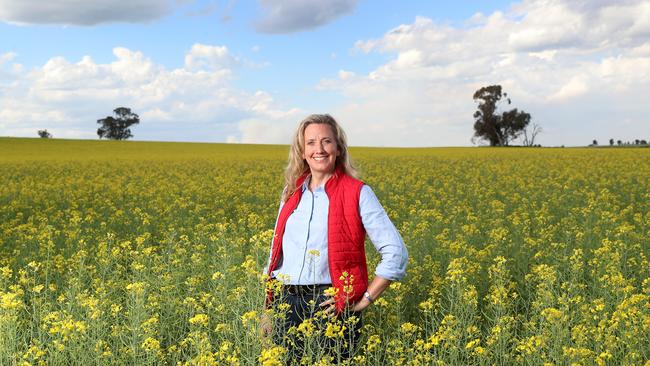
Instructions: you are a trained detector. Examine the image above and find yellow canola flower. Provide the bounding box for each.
[214,323,228,332]
[324,286,338,297]
[339,271,349,281]
[1,291,23,310]
[366,334,381,352]
[189,313,209,327]
[419,299,434,311]
[241,310,257,326]
[0,266,12,279]
[324,323,345,339]
[258,346,286,366]
[3,140,650,364]
[541,307,565,324]
[22,342,47,361]
[297,318,315,337]
[465,338,481,350]
[95,340,112,358]
[400,322,419,336]
[125,282,147,296]
[141,337,161,353]
[373,297,388,307]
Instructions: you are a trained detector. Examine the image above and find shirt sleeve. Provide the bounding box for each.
[359,184,408,281]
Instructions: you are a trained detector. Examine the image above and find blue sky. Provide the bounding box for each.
[1,0,648,146]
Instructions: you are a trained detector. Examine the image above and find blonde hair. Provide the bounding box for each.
[284,114,358,201]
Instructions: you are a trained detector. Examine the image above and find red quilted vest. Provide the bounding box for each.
[267,166,368,312]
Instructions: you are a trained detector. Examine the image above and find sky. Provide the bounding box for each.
[0,0,648,147]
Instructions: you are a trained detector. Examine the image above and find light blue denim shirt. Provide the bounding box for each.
[269,177,408,285]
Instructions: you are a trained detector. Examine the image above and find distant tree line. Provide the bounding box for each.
[592,139,648,146]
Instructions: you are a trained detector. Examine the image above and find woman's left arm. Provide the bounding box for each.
[351,275,392,312]
[353,184,409,311]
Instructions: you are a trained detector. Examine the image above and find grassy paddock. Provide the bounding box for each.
[1,137,649,365]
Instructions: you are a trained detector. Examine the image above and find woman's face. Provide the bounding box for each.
[302,123,340,176]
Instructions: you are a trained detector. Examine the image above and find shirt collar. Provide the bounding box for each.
[301,175,325,193]
[300,175,310,192]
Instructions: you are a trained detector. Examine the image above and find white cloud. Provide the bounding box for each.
[237,114,300,144]
[255,0,358,34]
[184,44,238,71]
[509,0,650,50]
[507,1,584,51]
[0,51,16,64]
[337,70,355,80]
[0,0,173,26]
[319,0,650,147]
[528,50,557,61]
[629,42,650,56]
[234,91,302,143]
[3,0,648,146]
[0,45,300,143]
[547,77,588,102]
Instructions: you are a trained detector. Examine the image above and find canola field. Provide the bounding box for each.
[1,137,649,365]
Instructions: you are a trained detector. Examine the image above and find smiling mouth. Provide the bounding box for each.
[313,156,328,161]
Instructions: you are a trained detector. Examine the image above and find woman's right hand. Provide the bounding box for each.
[319,292,337,318]
[260,313,272,338]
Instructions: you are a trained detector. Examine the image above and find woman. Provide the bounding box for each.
[264,114,408,360]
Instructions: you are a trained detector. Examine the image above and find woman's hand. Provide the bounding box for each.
[319,294,337,317]
[320,292,371,315]
[260,313,272,338]
[320,275,394,316]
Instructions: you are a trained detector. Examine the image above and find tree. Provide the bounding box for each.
[609,138,614,146]
[37,129,52,138]
[472,85,531,146]
[617,140,622,146]
[592,140,598,146]
[97,107,140,140]
[523,122,543,147]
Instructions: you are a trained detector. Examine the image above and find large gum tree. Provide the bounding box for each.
[97,107,140,140]
[472,85,531,146]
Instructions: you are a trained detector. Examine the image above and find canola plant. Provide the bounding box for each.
[1,138,649,365]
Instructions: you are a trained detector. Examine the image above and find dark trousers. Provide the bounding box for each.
[273,288,362,364]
